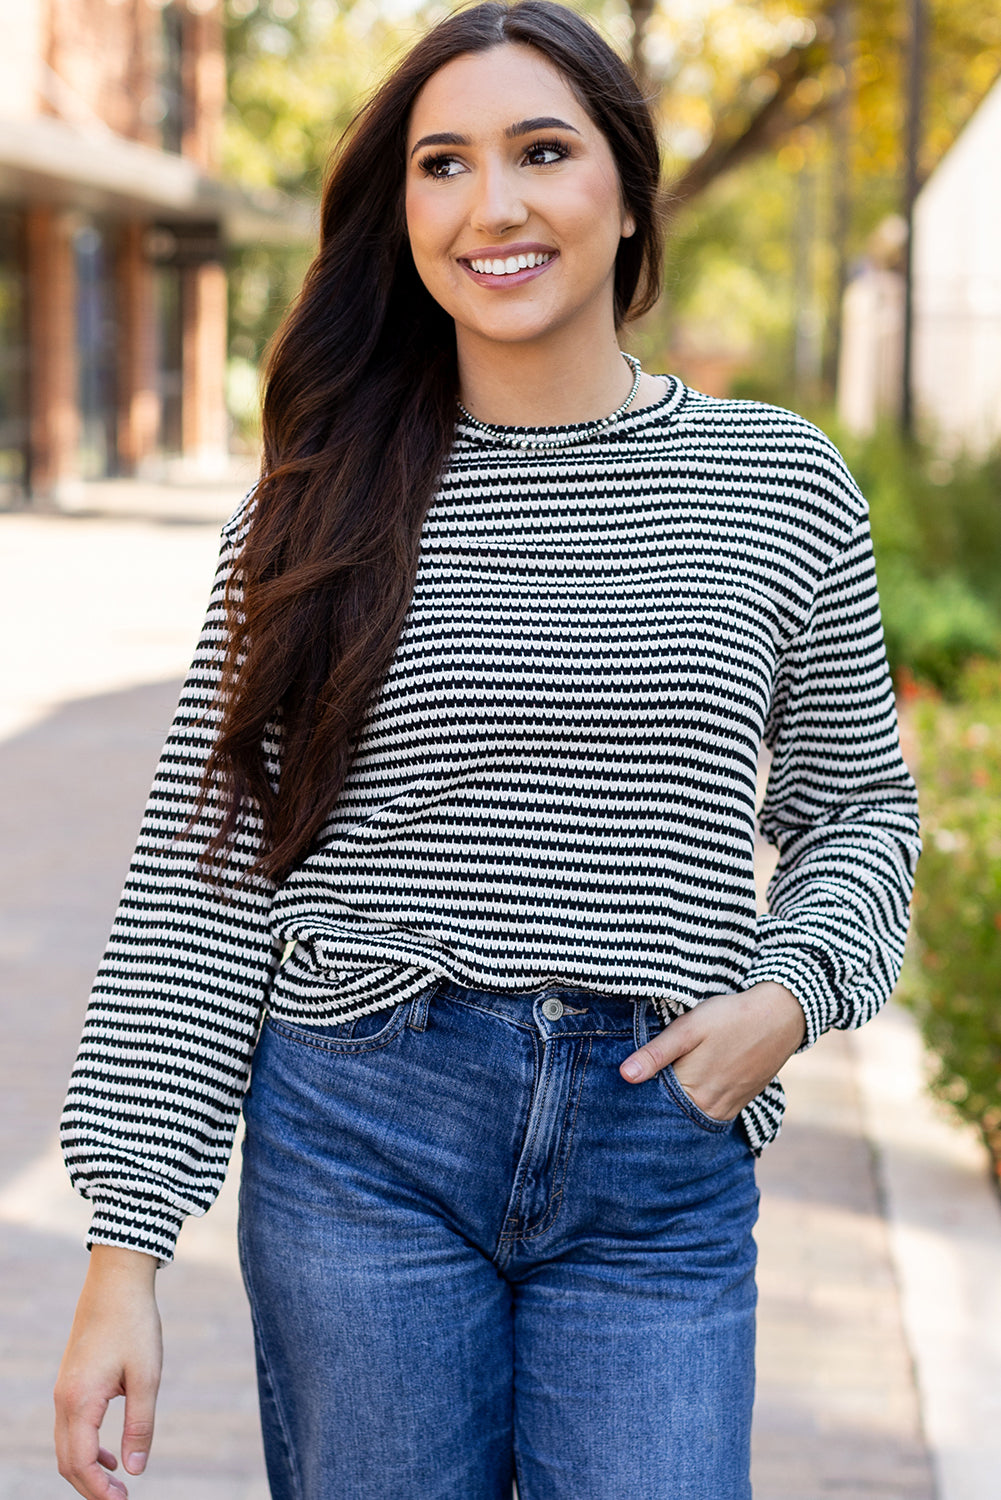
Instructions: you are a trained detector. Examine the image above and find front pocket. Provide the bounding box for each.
[266,1000,409,1054]
[658,1065,734,1134]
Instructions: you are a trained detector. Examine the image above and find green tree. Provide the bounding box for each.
[221,0,1001,408]
[603,0,998,397]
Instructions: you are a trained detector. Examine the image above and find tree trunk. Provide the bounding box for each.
[823,0,855,396]
[628,0,656,97]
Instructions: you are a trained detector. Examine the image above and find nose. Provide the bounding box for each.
[469,160,529,237]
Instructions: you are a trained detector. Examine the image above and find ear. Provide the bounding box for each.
[621,209,636,239]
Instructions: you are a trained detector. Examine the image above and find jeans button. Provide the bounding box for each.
[541,997,564,1020]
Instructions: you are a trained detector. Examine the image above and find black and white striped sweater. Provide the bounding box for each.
[62,379,921,1262]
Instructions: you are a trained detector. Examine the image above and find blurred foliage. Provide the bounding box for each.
[220,0,1001,428]
[833,427,1001,690]
[223,0,423,410]
[876,561,1001,692]
[899,658,1001,1175]
[643,0,1001,397]
[222,0,1001,199]
[227,241,312,447]
[223,0,440,196]
[649,149,810,376]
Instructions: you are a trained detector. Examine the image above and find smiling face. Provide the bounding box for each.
[404,43,635,361]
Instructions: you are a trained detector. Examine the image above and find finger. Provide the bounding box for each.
[121,1378,157,1476]
[56,1401,129,1500]
[77,1464,128,1500]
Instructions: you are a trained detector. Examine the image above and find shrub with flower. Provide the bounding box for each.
[902,658,1001,1176]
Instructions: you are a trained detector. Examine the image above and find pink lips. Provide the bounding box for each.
[458,244,558,289]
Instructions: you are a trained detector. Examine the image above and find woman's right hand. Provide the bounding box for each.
[54,1245,163,1499]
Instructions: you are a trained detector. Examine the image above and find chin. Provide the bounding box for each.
[455,307,568,348]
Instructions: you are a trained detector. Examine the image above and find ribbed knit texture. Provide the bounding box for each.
[61,380,920,1262]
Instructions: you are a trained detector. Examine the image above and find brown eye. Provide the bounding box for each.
[418,153,465,180]
[523,139,570,166]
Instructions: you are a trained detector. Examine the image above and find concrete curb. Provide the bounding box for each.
[853,1002,1001,1500]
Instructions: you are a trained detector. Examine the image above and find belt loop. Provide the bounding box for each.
[407,978,438,1032]
[632,998,649,1054]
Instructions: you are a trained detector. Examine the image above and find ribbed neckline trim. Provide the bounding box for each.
[454,374,688,448]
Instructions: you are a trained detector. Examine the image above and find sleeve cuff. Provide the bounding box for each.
[86,1199,188,1266]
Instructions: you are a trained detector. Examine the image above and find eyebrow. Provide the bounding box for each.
[409,117,580,158]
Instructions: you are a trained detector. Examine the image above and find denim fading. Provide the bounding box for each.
[238,976,759,1500]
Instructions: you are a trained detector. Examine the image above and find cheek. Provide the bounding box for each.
[405,190,463,312]
[558,175,628,255]
[551,150,626,226]
[403,185,425,256]
[405,186,456,265]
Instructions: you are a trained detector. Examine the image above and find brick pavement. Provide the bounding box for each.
[752,1042,934,1497]
[0,493,938,1498]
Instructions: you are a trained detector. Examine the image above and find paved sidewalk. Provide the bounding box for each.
[2,482,999,1497]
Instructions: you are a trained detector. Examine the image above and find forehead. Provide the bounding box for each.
[406,42,591,143]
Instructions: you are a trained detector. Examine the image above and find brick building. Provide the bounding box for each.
[0,0,309,502]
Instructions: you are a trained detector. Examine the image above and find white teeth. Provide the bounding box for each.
[468,251,552,275]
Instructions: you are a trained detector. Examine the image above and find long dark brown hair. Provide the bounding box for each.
[204,0,665,881]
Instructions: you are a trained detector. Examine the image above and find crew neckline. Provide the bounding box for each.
[453,374,688,448]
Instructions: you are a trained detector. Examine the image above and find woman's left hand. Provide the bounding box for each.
[619,982,807,1121]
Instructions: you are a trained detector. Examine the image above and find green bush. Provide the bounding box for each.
[901,659,1001,1171]
[877,557,1001,692]
[835,426,1001,692]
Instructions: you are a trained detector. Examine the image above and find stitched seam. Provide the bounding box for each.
[238,1209,304,1500]
[446,996,538,1031]
[500,1037,590,1243]
[500,1033,550,1238]
[265,1008,407,1054]
[533,1036,589,1233]
[440,994,632,1039]
[660,1067,732,1132]
[498,1044,591,1242]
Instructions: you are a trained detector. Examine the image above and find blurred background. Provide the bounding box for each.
[1,2,1000,1497]
[3,0,1001,692]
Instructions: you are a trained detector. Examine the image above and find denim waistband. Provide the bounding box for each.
[432,977,654,1041]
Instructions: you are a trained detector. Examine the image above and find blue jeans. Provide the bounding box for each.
[238,979,759,1500]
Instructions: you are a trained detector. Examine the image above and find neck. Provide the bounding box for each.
[456,325,631,428]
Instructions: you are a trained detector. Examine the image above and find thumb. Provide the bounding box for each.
[121,1375,158,1476]
[620,1012,696,1083]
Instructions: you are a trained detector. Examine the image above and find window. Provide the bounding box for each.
[74,221,119,480]
[159,2,186,154]
[0,212,29,500]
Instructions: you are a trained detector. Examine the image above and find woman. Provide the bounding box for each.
[54,4,920,1498]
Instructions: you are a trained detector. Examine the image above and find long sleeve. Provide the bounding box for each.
[60,505,279,1263]
[744,512,921,1046]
